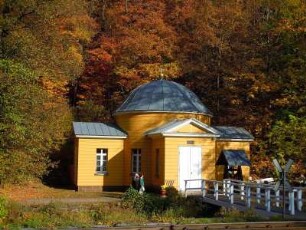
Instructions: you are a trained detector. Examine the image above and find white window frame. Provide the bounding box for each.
[96,148,108,174]
[131,149,141,173]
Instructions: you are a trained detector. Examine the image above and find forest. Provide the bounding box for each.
[0,0,305,185]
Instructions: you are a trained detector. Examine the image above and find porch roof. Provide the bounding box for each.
[216,150,251,166]
[213,126,254,141]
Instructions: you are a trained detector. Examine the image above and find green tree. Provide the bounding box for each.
[0,60,72,184]
[267,115,306,169]
[0,0,97,81]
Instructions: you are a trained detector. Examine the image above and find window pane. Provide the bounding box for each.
[131,149,141,173]
[96,148,108,173]
[102,162,107,172]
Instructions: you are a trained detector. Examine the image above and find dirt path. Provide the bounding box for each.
[0,181,123,205]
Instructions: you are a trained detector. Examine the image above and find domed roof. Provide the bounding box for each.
[115,80,212,116]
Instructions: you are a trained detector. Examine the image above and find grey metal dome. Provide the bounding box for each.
[115,80,212,116]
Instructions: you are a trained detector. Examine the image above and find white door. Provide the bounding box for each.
[179,146,202,191]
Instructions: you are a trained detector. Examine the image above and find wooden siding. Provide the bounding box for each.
[164,137,216,189]
[115,112,211,187]
[76,138,124,186]
[150,137,165,187]
[215,141,251,181]
[73,138,79,185]
[115,113,211,133]
[115,113,210,186]
[121,137,152,186]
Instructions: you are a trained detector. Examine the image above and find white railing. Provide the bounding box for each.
[184,179,306,216]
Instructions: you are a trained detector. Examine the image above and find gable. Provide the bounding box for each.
[174,123,208,134]
[146,118,219,137]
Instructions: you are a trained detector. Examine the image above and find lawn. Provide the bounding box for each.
[0,182,270,229]
[0,181,122,202]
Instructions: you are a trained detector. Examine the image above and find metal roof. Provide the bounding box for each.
[145,118,220,137]
[115,80,212,116]
[213,126,254,140]
[216,150,251,166]
[73,122,127,138]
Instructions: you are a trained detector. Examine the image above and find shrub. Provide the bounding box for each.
[122,186,145,212]
[0,197,8,222]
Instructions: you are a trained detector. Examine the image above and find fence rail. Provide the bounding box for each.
[184,179,306,216]
[100,221,306,229]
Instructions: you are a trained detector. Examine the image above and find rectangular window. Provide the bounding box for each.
[131,149,141,173]
[96,148,108,173]
[155,149,160,177]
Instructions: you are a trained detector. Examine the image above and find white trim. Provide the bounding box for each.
[76,135,127,139]
[146,118,218,136]
[166,119,193,133]
[217,138,254,142]
[165,118,219,134]
[162,133,219,138]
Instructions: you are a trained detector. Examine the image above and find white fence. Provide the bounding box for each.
[184,179,306,216]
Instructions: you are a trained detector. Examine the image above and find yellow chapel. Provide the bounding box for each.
[72,80,253,192]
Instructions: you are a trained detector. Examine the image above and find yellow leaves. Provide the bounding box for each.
[39,76,69,98]
[58,15,98,43]
[68,46,83,65]
[138,63,181,80]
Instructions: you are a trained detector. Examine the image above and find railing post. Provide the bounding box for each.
[297,189,303,211]
[265,187,271,212]
[202,180,206,197]
[214,181,219,200]
[230,182,234,204]
[227,180,231,197]
[275,189,280,207]
[184,180,188,197]
[246,186,251,208]
[256,184,261,204]
[240,182,245,200]
[288,191,295,215]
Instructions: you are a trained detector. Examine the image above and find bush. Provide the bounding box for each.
[0,197,8,222]
[122,186,145,212]
[121,186,217,220]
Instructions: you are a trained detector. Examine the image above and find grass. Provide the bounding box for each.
[0,201,265,229]
[0,183,270,229]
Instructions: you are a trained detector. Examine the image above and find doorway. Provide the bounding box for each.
[179,146,202,191]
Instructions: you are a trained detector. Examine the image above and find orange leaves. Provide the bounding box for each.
[78,0,180,109]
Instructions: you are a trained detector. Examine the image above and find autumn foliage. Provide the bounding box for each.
[0,0,305,183]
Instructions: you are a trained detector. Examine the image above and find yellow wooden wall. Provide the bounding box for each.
[150,137,165,187]
[115,112,211,132]
[163,137,216,189]
[215,141,251,181]
[73,138,79,185]
[115,112,211,186]
[75,138,125,187]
